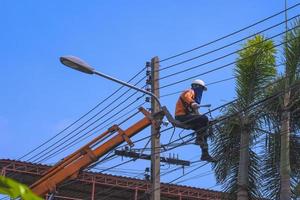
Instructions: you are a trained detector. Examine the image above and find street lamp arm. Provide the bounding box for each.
[93,70,162,109]
[60,56,162,110]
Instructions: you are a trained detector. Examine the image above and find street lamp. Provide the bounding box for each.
[60,55,162,109]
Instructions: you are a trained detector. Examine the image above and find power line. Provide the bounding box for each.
[161,77,235,98]
[91,80,300,200]
[44,100,145,160]
[0,66,148,186]
[30,79,146,164]
[1,90,150,200]
[14,66,147,162]
[140,77,300,156]
[34,90,147,163]
[29,85,145,163]
[127,71,292,153]
[160,62,286,98]
[1,100,150,200]
[117,70,293,154]
[41,101,147,163]
[101,131,270,200]
[137,127,297,200]
[158,23,299,83]
[2,6,300,197]
[158,30,299,90]
[2,80,292,200]
[158,14,299,72]
[168,95,297,155]
[158,73,291,140]
[159,3,300,63]
[172,135,273,186]
[169,132,295,187]
[92,167,145,176]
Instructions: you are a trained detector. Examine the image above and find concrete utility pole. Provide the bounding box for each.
[150,56,161,200]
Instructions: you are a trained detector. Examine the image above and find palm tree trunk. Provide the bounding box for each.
[280,2,292,198]
[280,13,292,195]
[280,92,291,200]
[237,124,250,200]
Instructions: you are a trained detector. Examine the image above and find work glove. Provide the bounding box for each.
[191,102,200,109]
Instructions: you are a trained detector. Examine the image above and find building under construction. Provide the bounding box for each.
[1,159,225,200]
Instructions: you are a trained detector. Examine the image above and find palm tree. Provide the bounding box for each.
[262,18,300,200]
[212,35,277,200]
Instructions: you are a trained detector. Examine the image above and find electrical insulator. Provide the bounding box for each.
[146,78,151,85]
[146,62,150,67]
[144,167,150,181]
[145,167,150,172]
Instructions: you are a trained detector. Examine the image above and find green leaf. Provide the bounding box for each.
[0,176,42,200]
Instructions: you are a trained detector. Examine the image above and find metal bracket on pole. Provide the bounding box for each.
[114,150,190,167]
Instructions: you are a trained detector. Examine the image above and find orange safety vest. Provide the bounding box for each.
[175,89,196,116]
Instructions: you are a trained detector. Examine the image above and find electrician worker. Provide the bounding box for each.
[175,79,215,162]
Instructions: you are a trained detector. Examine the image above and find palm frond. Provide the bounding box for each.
[262,132,280,200]
[261,18,300,199]
[212,103,263,199]
[235,35,276,107]
[212,34,277,199]
[285,18,300,83]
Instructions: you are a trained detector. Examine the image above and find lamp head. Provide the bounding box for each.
[60,56,95,74]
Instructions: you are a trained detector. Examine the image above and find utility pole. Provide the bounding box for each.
[150,56,161,200]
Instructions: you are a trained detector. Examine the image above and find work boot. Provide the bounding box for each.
[195,138,200,145]
[201,151,216,163]
[195,134,203,145]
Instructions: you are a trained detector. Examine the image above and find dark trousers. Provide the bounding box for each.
[175,114,209,151]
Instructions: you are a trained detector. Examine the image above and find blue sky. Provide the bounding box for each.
[1,0,299,193]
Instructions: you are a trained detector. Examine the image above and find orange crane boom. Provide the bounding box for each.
[30,107,163,197]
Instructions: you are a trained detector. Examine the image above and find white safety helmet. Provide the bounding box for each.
[191,79,207,91]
